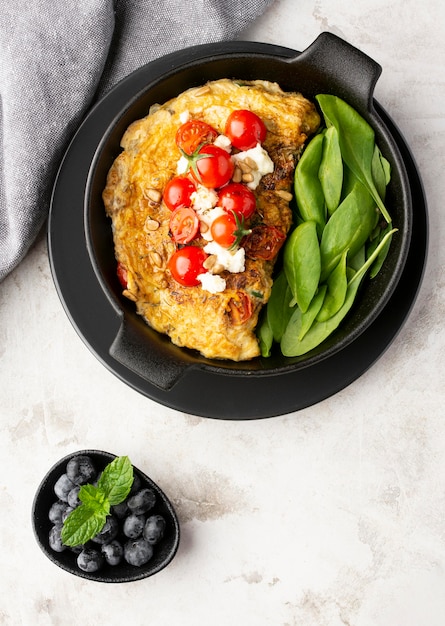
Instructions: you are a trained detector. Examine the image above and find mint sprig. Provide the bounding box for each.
[61,456,133,547]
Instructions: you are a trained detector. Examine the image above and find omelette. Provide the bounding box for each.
[102,79,320,361]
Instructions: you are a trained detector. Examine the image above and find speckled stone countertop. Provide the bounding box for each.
[2,0,444,624]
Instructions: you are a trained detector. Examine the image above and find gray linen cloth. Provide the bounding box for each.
[0,0,274,282]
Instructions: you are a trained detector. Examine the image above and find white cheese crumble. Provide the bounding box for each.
[197,272,226,293]
[213,134,232,152]
[204,240,245,273]
[176,155,189,175]
[179,110,190,124]
[190,185,219,212]
[232,143,274,189]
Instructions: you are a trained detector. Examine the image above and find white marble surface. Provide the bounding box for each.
[1,0,444,624]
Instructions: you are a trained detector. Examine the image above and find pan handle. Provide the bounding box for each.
[109,317,192,391]
[288,32,382,111]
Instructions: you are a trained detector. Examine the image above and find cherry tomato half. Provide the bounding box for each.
[193,144,234,189]
[163,176,196,211]
[168,246,208,287]
[175,120,218,155]
[218,183,256,220]
[227,291,253,325]
[242,224,286,261]
[225,109,267,151]
[169,207,199,244]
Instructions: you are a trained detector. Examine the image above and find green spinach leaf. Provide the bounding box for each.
[316,94,391,224]
[284,221,321,313]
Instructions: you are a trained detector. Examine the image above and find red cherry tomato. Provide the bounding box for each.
[225,109,267,151]
[210,212,238,248]
[226,291,253,325]
[163,176,196,211]
[193,144,234,189]
[168,246,208,286]
[169,207,199,244]
[210,211,252,249]
[116,262,128,289]
[242,224,286,260]
[175,120,218,155]
[217,183,256,220]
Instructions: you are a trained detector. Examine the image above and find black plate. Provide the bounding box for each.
[48,40,428,420]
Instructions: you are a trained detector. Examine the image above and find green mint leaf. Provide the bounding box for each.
[78,483,110,515]
[61,504,107,547]
[97,456,133,506]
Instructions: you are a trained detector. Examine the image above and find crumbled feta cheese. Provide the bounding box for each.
[176,155,189,175]
[233,143,274,189]
[179,110,190,124]
[213,134,232,152]
[204,240,245,273]
[197,272,226,293]
[191,185,219,212]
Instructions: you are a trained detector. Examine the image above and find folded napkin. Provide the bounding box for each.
[0,0,273,282]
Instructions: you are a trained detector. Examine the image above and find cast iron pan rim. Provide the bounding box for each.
[83,33,412,388]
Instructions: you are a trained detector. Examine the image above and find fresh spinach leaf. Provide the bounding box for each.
[318,125,343,215]
[316,249,348,322]
[280,229,397,356]
[294,132,326,235]
[298,285,327,340]
[316,94,391,224]
[319,180,377,281]
[265,270,294,342]
[284,221,321,313]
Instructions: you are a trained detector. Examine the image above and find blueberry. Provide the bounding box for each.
[91,516,119,545]
[101,540,124,566]
[66,455,96,485]
[49,501,71,525]
[112,500,128,519]
[54,473,75,502]
[124,539,153,567]
[77,547,104,573]
[123,513,145,539]
[143,515,166,545]
[127,488,156,515]
[67,486,81,508]
[49,524,66,552]
[62,506,75,522]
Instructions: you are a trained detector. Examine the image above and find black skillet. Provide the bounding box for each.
[48,33,427,419]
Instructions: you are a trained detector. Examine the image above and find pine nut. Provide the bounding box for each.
[274,190,293,202]
[144,188,162,203]
[244,156,258,170]
[144,218,160,231]
[232,167,242,183]
[203,255,217,270]
[242,173,254,183]
[194,85,211,96]
[123,289,137,302]
[212,263,224,274]
[150,251,163,268]
[237,160,252,174]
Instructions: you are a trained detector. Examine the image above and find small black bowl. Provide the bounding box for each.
[32,450,180,583]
